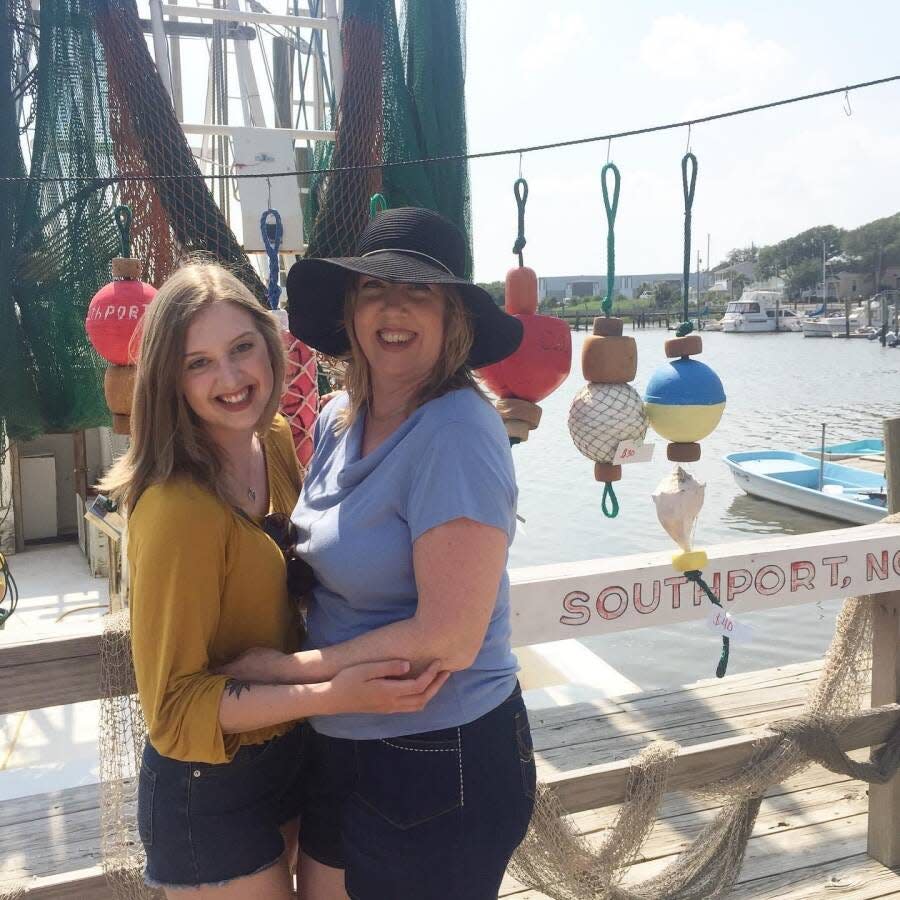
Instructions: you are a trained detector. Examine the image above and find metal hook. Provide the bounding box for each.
[843,90,852,117]
[266,176,272,210]
[518,152,523,180]
[685,124,692,154]
[607,138,612,164]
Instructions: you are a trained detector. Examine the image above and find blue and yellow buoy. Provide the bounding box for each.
[644,335,726,462]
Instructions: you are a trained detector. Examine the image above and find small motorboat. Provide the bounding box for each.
[803,438,884,461]
[724,450,887,525]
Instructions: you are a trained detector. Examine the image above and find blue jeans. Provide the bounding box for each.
[137,724,305,888]
[300,684,536,900]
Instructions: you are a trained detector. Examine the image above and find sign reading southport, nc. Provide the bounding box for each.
[507,520,900,648]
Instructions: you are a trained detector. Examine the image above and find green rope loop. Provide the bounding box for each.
[601,481,620,519]
[680,152,698,334]
[512,177,528,266]
[600,162,620,317]
[113,205,132,258]
[369,193,387,217]
[685,569,730,678]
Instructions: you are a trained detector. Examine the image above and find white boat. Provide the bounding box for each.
[724,451,887,525]
[720,291,801,332]
[801,306,866,338]
[803,438,884,461]
[801,299,895,338]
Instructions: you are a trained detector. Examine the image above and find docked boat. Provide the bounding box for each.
[724,450,887,525]
[720,291,801,332]
[803,438,884,461]
[801,300,894,338]
[801,306,865,337]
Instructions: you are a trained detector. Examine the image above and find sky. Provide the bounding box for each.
[463,1,900,282]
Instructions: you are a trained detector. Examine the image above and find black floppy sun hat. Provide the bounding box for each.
[286,207,523,369]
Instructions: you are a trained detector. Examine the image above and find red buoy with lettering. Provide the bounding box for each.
[85,257,156,365]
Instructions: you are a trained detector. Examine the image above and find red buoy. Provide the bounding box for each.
[85,258,156,365]
[478,266,571,404]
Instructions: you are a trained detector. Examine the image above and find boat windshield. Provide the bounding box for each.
[726,302,760,314]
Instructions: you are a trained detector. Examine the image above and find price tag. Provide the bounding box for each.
[706,609,753,645]
[612,440,655,465]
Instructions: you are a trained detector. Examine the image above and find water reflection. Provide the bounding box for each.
[722,493,844,536]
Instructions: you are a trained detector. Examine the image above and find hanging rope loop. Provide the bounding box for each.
[260,208,284,311]
[369,193,387,217]
[679,152,698,335]
[685,568,730,678]
[113,205,132,258]
[601,481,620,519]
[512,177,528,266]
[600,162,620,317]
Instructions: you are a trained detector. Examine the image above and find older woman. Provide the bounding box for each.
[224,208,536,899]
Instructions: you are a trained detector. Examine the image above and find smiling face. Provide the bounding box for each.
[351,277,446,391]
[181,301,275,439]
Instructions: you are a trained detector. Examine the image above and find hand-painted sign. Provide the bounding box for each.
[508,520,900,648]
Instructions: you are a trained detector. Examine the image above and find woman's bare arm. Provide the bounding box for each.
[218,518,506,684]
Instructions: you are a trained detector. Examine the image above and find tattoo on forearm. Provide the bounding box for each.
[225,678,251,700]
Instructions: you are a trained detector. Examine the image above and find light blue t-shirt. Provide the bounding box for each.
[292,387,519,739]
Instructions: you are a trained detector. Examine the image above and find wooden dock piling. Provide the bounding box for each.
[869,416,900,867]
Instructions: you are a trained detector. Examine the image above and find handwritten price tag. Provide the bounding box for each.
[612,440,655,465]
[706,609,754,645]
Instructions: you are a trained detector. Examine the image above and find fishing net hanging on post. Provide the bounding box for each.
[399,0,472,274]
[304,0,472,275]
[98,611,163,900]
[0,0,44,441]
[0,0,265,441]
[1,0,117,440]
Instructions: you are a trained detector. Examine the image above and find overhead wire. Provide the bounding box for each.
[3,72,898,184]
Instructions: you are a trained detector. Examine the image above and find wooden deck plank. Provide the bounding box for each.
[564,760,860,837]
[728,853,900,899]
[545,706,899,814]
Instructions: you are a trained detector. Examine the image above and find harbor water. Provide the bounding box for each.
[508,327,900,691]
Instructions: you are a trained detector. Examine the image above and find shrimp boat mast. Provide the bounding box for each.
[144,0,343,270]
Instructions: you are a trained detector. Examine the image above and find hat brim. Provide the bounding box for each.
[286,253,523,369]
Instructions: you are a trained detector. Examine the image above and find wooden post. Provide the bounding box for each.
[867,415,900,866]
[9,442,24,553]
[72,431,88,501]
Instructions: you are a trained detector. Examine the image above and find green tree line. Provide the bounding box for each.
[718,212,900,299]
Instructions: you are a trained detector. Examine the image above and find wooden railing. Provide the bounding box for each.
[2,519,899,896]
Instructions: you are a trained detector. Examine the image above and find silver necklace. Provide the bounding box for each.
[246,437,262,504]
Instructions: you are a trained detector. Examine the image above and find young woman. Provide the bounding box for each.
[101,262,445,899]
[220,209,537,900]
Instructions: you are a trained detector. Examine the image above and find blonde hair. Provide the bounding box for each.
[337,281,483,431]
[99,262,285,512]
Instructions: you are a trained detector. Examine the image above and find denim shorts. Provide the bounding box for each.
[138,723,305,888]
[300,684,536,900]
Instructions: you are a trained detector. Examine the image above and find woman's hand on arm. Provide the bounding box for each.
[217,660,449,733]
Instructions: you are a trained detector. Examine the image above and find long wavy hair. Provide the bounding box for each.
[337,281,484,432]
[99,262,285,512]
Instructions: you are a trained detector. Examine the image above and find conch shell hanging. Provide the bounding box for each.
[652,466,705,557]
